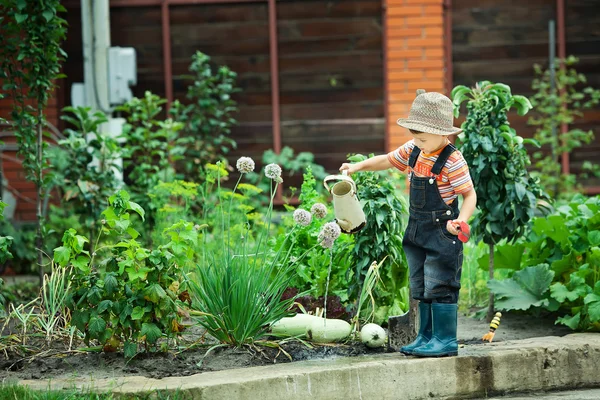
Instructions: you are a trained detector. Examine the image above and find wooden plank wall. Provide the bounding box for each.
[60,1,385,191]
[565,0,600,186]
[452,0,600,187]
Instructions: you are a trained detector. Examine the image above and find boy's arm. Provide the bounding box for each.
[339,154,393,174]
[447,188,477,235]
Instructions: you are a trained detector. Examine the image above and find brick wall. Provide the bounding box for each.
[385,0,447,151]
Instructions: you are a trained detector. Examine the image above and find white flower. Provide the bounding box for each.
[321,221,341,240]
[293,209,312,227]
[318,234,335,249]
[310,203,328,219]
[265,163,282,180]
[236,157,255,173]
[318,221,341,248]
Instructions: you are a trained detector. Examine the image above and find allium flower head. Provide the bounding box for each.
[318,221,341,248]
[310,203,328,219]
[265,163,282,180]
[321,221,341,240]
[318,235,335,249]
[236,157,255,173]
[293,209,312,226]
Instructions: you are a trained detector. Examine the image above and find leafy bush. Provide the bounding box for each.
[529,56,600,198]
[349,154,410,323]
[54,190,194,356]
[117,91,185,226]
[170,51,239,177]
[487,194,600,331]
[47,106,122,242]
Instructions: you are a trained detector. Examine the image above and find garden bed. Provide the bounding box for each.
[0,312,570,382]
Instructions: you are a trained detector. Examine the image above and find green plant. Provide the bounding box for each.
[37,264,71,343]
[186,159,331,347]
[0,0,67,283]
[0,220,37,274]
[54,190,194,357]
[0,201,13,265]
[47,107,122,247]
[452,81,549,320]
[486,194,600,331]
[170,51,239,177]
[349,154,410,324]
[529,56,600,198]
[117,91,186,228]
[275,166,351,299]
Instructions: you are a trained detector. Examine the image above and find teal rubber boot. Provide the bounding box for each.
[412,303,458,357]
[400,302,432,355]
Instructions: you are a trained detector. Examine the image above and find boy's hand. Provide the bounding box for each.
[339,163,358,175]
[446,220,461,236]
[447,220,470,243]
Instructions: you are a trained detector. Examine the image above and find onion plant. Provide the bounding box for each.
[186,159,330,347]
[38,264,72,343]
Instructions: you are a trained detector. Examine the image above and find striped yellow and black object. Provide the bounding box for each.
[482,312,502,343]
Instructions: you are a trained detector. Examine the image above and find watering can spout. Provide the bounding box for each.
[324,172,367,234]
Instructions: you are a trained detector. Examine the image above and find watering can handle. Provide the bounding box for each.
[323,171,357,193]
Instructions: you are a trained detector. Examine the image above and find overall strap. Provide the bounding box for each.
[408,146,421,169]
[431,143,457,175]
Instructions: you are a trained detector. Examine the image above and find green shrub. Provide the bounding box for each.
[487,194,600,331]
[54,190,194,357]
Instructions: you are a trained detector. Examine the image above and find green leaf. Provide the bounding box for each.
[588,231,600,247]
[550,283,580,303]
[141,323,162,344]
[88,316,106,338]
[127,266,153,281]
[54,246,70,267]
[42,10,54,22]
[478,243,525,270]
[128,201,145,221]
[584,293,600,323]
[72,256,90,273]
[97,300,113,314]
[143,283,167,304]
[15,13,28,23]
[124,341,137,359]
[556,313,581,330]
[513,95,533,116]
[488,264,554,311]
[131,306,145,320]
[104,274,118,295]
[71,310,90,332]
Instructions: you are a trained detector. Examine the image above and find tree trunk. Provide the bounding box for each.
[487,243,495,322]
[36,122,44,286]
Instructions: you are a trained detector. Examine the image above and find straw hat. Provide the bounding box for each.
[396,89,462,135]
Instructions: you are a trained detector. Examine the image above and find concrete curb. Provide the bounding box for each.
[20,334,600,400]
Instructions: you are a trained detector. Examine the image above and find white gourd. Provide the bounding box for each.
[271,314,324,337]
[306,318,352,343]
[360,323,387,348]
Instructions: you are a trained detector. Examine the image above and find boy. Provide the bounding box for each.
[339,90,477,357]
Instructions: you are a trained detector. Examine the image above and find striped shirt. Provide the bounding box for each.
[387,140,474,204]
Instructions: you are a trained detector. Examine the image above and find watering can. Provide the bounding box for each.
[323,170,366,234]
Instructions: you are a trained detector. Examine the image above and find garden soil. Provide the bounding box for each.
[0,312,571,382]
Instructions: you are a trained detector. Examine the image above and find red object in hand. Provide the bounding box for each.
[454,221,470,243]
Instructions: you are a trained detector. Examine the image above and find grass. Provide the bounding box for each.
[0,385,183,400]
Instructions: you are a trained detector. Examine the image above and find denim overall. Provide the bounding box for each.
[402,143,463,304]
